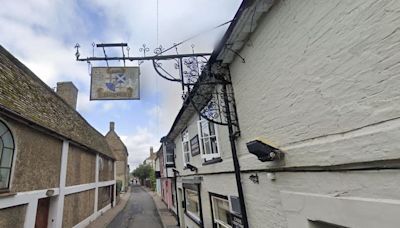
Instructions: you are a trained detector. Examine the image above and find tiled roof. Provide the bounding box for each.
[0,45,114,159]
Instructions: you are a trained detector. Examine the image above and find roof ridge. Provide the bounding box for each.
[0,45,114,159]
[0,45,108,142]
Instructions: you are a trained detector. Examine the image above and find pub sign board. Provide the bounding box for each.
[91,67,140,100]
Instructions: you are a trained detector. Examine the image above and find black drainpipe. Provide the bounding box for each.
[222,83,249,228]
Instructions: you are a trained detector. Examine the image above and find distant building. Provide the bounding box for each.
[154,148,161,197]
[157,142,177,218]
[143,146,157,169]
[0,45,116,228]
[105,122,129,192]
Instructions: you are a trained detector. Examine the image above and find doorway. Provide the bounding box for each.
[35,197,50,228]
[178,188,185,228]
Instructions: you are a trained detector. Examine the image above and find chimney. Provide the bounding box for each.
[110,122,115,131]
[56,82,78,109]
[150,146,154,156]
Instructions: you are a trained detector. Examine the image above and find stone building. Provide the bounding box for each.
[161,0,400,228]
[105,122,129,192]
[0,45,116,228]
[144,146,157,169]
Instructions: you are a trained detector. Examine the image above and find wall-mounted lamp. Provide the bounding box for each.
[185,163,198,172]
[246,140,283,162]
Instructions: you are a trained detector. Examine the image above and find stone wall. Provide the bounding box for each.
[66,145,96,186]
[5,116,62,192]
[0,204,26,228]
[116,160,127,189]
[63,189,95,228]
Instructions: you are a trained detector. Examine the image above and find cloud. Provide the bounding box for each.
[120,127,160,170]
[0,0,242,171]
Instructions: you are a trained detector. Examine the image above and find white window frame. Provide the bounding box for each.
[211,195,232,228]
[197,118,220,161]
[185,188,201,222]
[181,129,190,166]
[163,143,174,165]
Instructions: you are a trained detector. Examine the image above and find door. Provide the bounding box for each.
[35,197,50,228]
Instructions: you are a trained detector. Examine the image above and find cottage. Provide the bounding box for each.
[0,45,116,228]
[160,0,400,228]
[105,122,129,192]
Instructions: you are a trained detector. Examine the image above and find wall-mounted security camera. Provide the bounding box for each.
[185,163,198,172]
[246,140,283,162]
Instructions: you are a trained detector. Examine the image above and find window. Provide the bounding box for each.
[211,194,232,228]
[185,188,201,222]
[0,120,15,190]
[198,119,220,161]
[164,143,175,165]
[181,129,190,165]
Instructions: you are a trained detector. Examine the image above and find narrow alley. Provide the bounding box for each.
[107,186,163,228]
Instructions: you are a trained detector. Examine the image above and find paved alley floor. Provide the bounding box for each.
[107,185,163,228]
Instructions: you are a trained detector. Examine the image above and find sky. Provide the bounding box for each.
[0,0,242,170]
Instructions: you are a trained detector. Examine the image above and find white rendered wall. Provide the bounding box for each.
[229,0,400,170]
[174,0,400,228]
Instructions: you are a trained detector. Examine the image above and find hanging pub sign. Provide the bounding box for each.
[90,67,140,100]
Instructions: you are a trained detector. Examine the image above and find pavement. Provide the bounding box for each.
[86,188,131,228]
[145,188,180,228]
[106,185,163,228]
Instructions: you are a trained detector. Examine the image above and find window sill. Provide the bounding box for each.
[185,211,202,226]
[0,191,16,198]
[202,157,223,166]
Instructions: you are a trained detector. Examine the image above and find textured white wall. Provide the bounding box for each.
[231,0,400,169]
[174,0,400,227]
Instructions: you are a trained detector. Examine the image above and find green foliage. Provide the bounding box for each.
[149,168,156,191]
[116,180,122,194]
[132,164,154,183]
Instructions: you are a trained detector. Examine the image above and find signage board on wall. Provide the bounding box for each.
[190,135,200,156]
[90,67,140,100]
[232,213,244,228]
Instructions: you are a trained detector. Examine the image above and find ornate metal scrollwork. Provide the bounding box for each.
[74,42,240,133]
[187,63,240,134]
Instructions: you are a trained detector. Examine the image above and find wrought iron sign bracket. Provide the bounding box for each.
[75,42,240,134]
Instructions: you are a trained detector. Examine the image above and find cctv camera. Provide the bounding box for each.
[246,140,283,162]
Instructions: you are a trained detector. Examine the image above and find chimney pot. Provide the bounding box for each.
[56,82,78,109]
[110,122,115,131]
